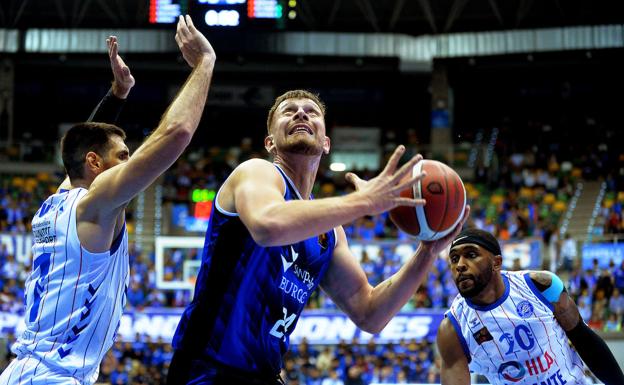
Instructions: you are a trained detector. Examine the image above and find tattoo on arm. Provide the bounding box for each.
[530,271,552,292]
[553,291,581,331]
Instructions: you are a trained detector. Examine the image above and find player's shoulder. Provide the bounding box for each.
[436,316,464,354]
[232,158,279,179]
[527,270,558,291]
[227,158,284,192]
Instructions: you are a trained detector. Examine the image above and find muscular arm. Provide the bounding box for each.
[78,17,215,251]
[226,159,372,247]
[84,54,214,212]
[320,227,438,333]
[225,144,425,247]
[531,271,624,385]
[318,207,468,333]
[437,318,471,385]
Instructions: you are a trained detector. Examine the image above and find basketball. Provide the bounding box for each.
[389,159,466,241]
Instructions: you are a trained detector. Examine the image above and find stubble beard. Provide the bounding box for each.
[458,265,493,299]
[282,137,324,156]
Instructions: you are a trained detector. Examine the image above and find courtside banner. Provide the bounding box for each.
[0,309,445,343]
[582,242,624,269]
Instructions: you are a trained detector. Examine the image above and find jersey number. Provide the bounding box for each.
[499,324,536,355]
[29,252,51,322]
[269,307,296,339]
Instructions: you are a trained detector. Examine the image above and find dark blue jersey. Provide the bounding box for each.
[172,164,336,375]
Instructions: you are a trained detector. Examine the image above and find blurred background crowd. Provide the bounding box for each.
[1,1,624,384]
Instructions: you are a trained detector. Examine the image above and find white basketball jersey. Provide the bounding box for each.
[446,270,590,385]
[12,188,129,385]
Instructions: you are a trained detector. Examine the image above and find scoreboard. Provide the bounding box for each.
[149,0,293,28]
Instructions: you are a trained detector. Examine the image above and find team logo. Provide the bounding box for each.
[472,326,493,345]
[281,246,299,272]
[498,361,526,382]
[426,182,444,194]
[516,300,534,318]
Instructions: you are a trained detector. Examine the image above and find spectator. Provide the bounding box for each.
[560,233,576,271]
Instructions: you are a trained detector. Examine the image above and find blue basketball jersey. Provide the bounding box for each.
[172,164,336,375]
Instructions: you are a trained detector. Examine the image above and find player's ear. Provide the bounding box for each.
[264,135,276,155]
[493,254,503,272]
[323,136,331,155]
[85,151,102,173]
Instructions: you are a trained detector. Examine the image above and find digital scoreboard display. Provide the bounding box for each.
[149,0,290,28]
[149,0,189,24]
[247,0,282,19]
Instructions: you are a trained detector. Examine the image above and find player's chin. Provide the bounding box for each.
[283,140,323,156]
[457,282,481,298]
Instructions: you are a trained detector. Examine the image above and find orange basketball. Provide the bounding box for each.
[389,159,466,241]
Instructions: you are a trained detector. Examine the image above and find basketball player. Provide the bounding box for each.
[437,228,624,385]
[0,15,215,385]
[168,89,471,385]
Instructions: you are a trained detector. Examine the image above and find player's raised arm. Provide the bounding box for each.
[437,317,472,385]
[84,15,215,212]
[222,145,426,247]
[531,271,624,385]
[57,36,137,194]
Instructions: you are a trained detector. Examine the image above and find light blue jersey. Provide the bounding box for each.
[1,188,129,385]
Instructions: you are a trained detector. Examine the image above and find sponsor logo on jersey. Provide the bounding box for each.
[516,300,535,318]
[472,326,493,345]
[497,350,560,383]
[498,361,526,382]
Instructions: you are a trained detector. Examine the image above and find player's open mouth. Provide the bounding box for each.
[289,124,313,135]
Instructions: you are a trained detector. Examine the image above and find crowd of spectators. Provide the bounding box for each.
[2,133,624,384]
[568,259,624,333]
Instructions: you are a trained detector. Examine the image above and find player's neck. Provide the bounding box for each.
[273,155,320,199]
[469,273,505,306]
[73,177,96,189]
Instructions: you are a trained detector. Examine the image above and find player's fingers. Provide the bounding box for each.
[460,205,471,225]
[185,15,197,32]
[392,154,423,184]
[381,145,405,176]
[394,197,426,207]
[177,15,191,39]
[345,172,363,189]
[110,41,119,59]
[176,16,184,38]
[391,172,426,194]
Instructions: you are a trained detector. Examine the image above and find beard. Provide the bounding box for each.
[281,136,324,156]
[456,265,493,298]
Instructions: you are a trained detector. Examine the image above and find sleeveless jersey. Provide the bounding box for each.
[172,164,336,375]
[446,270,590,385]
[12,188,129,385]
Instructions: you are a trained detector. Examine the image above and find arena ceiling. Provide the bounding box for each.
[1,0,623,34]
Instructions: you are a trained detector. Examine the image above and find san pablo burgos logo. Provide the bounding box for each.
[281,246,299,272]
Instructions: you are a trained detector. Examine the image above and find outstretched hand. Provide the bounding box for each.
[175,15,216,68]
[107,36,135,99]
[346,145,427,216]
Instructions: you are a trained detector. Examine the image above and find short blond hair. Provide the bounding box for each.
[266,90,326,133]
